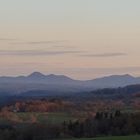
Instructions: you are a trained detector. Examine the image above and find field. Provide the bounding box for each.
[15,112,77,124]
[63,135,140,140]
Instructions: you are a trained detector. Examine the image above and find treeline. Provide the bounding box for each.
[2,99,74,113]
[64,110,140,138]
[91,84,140,95]
[1,99,128,116]
[0,124,61,140]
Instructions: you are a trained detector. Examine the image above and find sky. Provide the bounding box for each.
[0,0,140,80]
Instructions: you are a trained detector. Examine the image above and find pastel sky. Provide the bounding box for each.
[0,0,140,79]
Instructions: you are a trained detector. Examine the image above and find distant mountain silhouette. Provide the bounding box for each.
[27,72,76,83]
[0,72,140,94]
[28,72,46,79]
[85,74,138,88]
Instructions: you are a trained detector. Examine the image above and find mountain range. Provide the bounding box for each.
[0,72,140,95]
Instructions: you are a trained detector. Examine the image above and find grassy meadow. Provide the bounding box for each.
[63,135,140,140]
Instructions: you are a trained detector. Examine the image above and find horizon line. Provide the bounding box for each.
[0,71,138,81]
